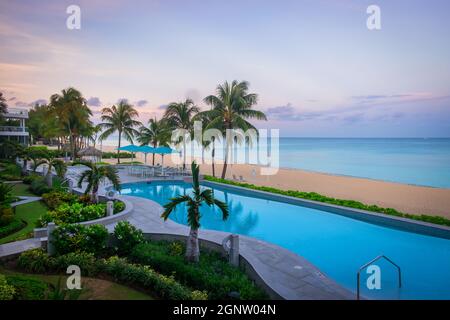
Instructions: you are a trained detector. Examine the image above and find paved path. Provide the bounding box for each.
[11,196,42,207]
[0,238,42,258]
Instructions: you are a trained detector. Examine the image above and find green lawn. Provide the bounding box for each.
[0,201,47,244]
[1,269,154,300]
[10,182,35,197]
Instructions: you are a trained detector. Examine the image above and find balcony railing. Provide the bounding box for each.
[0,126,28,132]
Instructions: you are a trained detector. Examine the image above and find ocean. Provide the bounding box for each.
[102,137,450,188]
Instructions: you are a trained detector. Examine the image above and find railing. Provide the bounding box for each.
[5,108,28,117]
[356,255,402,300]
[0,126,28,132]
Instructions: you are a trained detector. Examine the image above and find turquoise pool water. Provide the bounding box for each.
[120,181,450,299]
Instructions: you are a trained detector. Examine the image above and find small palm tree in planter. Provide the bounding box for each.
[35,152,67,188]
[161,161,229,263]
[75,161,121,203]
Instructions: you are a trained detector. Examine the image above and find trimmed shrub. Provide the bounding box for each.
[5,275,48,300]
[22,174,40,185]
[0,274,16,300]
[113,221,145,255]
[17,249,53,273]
[0,217,25,238]
[130,241,268,300]
[30,177,51,196]
[51,224,109,256]
[42,191,78,210]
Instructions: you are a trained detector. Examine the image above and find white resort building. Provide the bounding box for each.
[0,107,29,145]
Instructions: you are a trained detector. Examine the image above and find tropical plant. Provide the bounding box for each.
[161,161,228,262]
[163,99,199,169]
[138,118,171,165]
[99,101,142,163]
[34,151,67,188]
[201,80,267,178]
[74,161,120,203]
[49,88,93,159]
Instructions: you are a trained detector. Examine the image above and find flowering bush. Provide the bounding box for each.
[113,221,145,255]
[51,224,109,256]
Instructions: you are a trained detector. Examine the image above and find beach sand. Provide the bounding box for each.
[99,145,450,218]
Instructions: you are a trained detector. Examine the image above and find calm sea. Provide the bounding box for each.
[102,137,450,188]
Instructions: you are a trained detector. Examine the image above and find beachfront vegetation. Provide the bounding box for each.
[74,161,121,203]
[137,118,171,165]
[161,162,229,262]
[204,175,450,227]
[163,99,200,169]
[34,151,66,188]
[99,101,142,163]
[198,80,267,178]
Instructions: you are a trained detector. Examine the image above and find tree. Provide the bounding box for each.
[161,161,228,262]
[137,118,171,165]
[99,101,141,164]
[163,99,199,169]
[202,80,267,178]
[49,88,93,159]
[28,103,60,145]
[35,151,67,188]
[75,161,121,203]
[0,92,8,118]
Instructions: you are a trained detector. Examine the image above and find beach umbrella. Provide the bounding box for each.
[153,146,177,175]
[139,145,157,164]
[117,145,141,163]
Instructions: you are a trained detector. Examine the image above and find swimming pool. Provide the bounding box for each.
[119,180,450,300]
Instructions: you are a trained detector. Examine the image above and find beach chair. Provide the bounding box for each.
[239,175,245,182]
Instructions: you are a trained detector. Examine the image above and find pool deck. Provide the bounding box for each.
[101,167,355,300]
[0,166,355,300]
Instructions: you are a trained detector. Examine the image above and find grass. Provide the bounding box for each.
[0,268,154,300]
[204,175,450,227]
[0,201,48,244]
[10,182,35,197]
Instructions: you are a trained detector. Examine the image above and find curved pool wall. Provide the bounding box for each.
[119,180,450,300]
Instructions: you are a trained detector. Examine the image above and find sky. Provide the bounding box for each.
[0,0,449,138]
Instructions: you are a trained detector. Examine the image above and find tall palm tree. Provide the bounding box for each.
[201,80,267,179]
[161,161,228,262]
[49,88,92,159]
[138,118,171,165]
[75,161,121,203]
[35,151,67,188]
[163,99,199,169]
[99,101,142,163]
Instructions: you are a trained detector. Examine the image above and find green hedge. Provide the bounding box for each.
[0,218,25,238]
[17,249,203,300]
[130,241,267,300]
[204,175,450,227]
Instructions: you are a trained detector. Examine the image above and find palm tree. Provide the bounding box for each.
[49,88,92,159]
[99,101,142,163]
[138,118,171,165]
[161,161,229,262]
[202,80,267,179]
[163,99,199,169]
[75,161,121,203]
[35,151,67,188]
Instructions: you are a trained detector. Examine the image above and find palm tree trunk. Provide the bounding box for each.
[221,137,230,179]
[117,131,122,164]
[212,140,215,178]
[92,185,99,203]
[22,159,28,176]
[183,139,186,170]
[46,165,53,188]
[185,227,200,263]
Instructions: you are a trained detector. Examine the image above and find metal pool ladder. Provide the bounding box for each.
[357,255,402,300]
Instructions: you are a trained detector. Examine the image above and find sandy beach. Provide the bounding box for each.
[100,145,450,218]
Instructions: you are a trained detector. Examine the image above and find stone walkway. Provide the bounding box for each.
[11,196,42,207]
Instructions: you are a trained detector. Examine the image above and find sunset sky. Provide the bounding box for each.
[1,0,449,137]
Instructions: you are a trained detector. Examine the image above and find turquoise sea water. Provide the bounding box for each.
[120,181,450,300]
[277,138,450,188]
